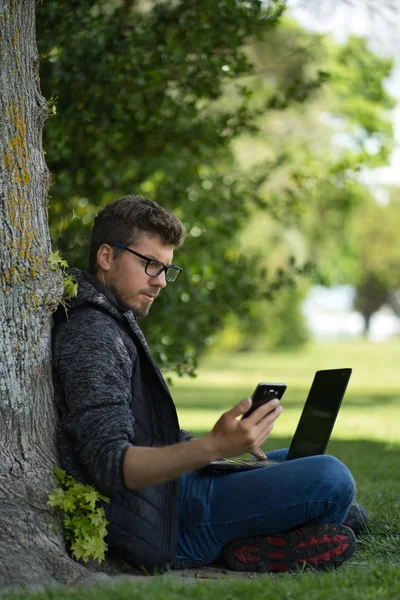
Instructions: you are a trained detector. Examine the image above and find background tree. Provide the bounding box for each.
[37,5,396,366]
[36,0,343,373]
[351,189,400,334]
[214,26,395,351]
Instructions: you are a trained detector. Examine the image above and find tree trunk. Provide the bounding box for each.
[362,312,371,337]
[388,290,400,318]
[0,0,97,589]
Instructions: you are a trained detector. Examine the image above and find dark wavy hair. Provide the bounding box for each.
[88,195,186,274]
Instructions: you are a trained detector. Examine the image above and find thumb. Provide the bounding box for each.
[228,397,252,419]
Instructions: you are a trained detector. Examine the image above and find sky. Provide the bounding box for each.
[287,0,400,186]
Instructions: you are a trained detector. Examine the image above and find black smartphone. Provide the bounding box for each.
[242,382,287,419]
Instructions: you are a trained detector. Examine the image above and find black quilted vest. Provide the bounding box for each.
[104,316,182,572]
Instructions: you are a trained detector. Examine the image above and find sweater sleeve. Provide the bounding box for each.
[180,429,193,442]
[54,309,135,495]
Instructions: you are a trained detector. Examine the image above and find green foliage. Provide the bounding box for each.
[48,469,110,564]
[49,251,78,300]
[243,285,311,350]
[36,2,396,370]
[49,250,69,271]
[352,190,400,286]
[350,189,400,331]
[236,25,395,287]
[36,0,316,373]
[63,275,78,301]
[213,272,311,352]
[213,27,396,352]
[328,36,395,164]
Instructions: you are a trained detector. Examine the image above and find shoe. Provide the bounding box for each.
[222,523,356,573]
[343,503,369,535]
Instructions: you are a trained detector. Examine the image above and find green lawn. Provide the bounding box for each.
[5,340,400,599]
[173,339,400,443]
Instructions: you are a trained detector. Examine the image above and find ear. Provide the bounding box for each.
[96,244,113,272]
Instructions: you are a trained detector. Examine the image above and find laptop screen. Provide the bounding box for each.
[287,368,352,460]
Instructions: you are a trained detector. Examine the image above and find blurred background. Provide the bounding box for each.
[37,1,400,431]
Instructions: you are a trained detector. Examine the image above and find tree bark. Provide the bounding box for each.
[0,0,97,589]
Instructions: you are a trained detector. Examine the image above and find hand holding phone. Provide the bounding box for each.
[242,382,286,420]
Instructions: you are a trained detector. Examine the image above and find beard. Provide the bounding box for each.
[117,289,158,317]
[106,269,159,317]
[133,303,151,318]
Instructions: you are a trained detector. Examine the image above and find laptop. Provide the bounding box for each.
[202,368,352,474]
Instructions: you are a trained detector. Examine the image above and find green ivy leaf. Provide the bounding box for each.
[48,469,110,564]
[62,493,77,513]
[70,541,85,562]
[64,276,78,300]
[53,467,67,486]
[49,250,69,270]
[47,487,65,508]
[83,490,99,511]
[88,508,106,527]
[80,537,107,564]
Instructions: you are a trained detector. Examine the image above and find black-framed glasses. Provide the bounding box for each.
[110,242,182,283]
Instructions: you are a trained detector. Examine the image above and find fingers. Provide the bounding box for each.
[246,424,274,457]
[247,404,282,452]
[252,447,267,461]
[225,397,252,420]
[245,398,282,427]
[209,397,282,459]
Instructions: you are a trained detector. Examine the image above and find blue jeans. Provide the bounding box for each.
[175,449,356,568]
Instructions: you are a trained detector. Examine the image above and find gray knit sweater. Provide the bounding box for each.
[52,269,191,496]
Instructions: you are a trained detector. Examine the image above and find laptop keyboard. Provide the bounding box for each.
[209,457,279,468]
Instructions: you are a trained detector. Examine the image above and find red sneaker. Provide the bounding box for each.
[223,524,356,573]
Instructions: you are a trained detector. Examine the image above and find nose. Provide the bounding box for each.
[150,269,168,288]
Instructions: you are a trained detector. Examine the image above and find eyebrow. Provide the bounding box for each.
[141,252,173,266]
[146,255,161,261]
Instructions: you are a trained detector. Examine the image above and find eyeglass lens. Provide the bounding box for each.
[146,261,180,282]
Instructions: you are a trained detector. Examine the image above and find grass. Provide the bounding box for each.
[173,339,400,442]
[5,339,400,599]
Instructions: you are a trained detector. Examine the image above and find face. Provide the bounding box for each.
[96,233,175,317]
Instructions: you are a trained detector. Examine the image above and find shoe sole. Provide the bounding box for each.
[223,524,356,573]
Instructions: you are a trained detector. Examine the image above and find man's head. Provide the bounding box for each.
[89,195,186,316]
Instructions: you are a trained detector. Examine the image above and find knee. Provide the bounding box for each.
[313,455,356,506]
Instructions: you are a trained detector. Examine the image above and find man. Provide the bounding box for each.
[52,195,362,574]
